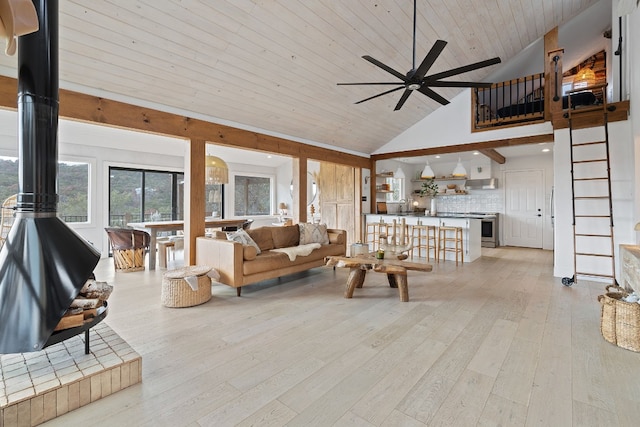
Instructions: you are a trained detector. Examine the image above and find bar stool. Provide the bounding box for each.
[366,221,394,251]
[411,223,437,260]
[438,226,464,265]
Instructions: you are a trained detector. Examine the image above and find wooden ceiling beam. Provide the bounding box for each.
[0,75,370,170]
[478,148,506,164]
[371,134,555,161]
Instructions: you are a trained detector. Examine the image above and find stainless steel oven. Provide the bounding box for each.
[480,214,499,248]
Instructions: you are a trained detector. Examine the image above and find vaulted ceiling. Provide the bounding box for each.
[0,0,602,156]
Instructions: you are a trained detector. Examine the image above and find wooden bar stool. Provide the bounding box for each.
[410,223,437,260]
[365,221,395,251]
[438,226,464,265]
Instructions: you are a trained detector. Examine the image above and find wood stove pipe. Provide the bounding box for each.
[0,0,100,353]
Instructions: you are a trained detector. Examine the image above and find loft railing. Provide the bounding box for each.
[473,73,545,130]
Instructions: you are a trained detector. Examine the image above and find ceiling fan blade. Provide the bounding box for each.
[417,86,450,105]
[426,81,493,88]
[414,40,447,79]
[337,82,404,86]
[427,57,501,81]
[362,56,408,81]
[394,90,413,111]
[354,86,405,104]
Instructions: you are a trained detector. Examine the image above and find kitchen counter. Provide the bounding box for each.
[365,213,482,263]
[388,212,496,219]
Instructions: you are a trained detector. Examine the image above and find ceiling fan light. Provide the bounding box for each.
[420,161,435,179]
[407,82,421,90]
[452,157,467,177]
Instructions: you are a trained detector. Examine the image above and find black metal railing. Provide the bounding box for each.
[474,73,545,130]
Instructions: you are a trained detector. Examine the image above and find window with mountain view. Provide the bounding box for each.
[108,167,184,226]
[234,174,272,216]
[0,156,89,223]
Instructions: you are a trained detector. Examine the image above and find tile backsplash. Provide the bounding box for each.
[432,189,503,213]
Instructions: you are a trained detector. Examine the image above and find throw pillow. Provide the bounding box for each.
[243,245,257,261]
[247,227,275,251]
[272,225,300,248]
[299,223,330,245]
[227,229,261,254]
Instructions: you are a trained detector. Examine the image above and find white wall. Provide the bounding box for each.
[628,4,640,245]
[554,120,635,280]
[374,91,553,154]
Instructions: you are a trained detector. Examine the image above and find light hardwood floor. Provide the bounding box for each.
[44,248,639,426]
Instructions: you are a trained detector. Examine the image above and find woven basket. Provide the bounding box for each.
[161,266,212,308]
[598,285,640,352]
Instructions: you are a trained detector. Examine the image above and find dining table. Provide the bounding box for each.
[127,218,248,269]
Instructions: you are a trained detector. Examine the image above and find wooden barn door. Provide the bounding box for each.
[319,162,356,248]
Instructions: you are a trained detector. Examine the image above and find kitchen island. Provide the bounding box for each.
[364,213,483,263]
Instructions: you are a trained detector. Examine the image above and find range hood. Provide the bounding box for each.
[465,178,498,190]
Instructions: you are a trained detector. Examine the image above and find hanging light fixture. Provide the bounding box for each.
[452,157,467,177]
[394,167,405,179]
[573,67,596,90]
[420,160,435,179]
[205,155,229,184]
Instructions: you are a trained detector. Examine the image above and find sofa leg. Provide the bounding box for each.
[237,287,242,297]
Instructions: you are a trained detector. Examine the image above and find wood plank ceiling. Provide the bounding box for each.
[0,0,599,156]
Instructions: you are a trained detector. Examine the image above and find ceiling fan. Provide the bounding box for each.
[338,0,501,111]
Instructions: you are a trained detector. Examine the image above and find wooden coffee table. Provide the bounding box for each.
[325,254,432,302]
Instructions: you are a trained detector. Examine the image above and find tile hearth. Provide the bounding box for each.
[1,323,141,426]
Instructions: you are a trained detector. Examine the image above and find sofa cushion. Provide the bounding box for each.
[272,225,300,248]
[243,251,291,275]
[226,229,261,254]
[243,245,258,261]
[299,223,330,245]
[247,227,275,251]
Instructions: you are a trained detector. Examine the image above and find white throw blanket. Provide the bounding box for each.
[271,243,321,261]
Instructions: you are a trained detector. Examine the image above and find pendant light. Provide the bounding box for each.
[205,155,229,184]
[394,167,405,179]
[420,160,435,179]
[452,157,467,177]
[573,67,596,90]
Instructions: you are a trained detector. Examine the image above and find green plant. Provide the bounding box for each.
[420,179,439,197]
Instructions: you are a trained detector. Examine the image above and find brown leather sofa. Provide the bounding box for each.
[196,224,346,296]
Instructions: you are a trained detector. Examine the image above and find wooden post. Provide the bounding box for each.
[544,27,561,121]
[184,138,206,266]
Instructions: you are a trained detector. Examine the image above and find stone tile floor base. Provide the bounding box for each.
[1,323,141,426]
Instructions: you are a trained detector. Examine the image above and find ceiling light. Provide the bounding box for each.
[420,161,435,179]
[473,151,479,155]
[542,148,550,152]
[435,155,441,159]
[407,82,421,90]
[205,155,229,184]
[452,157,467,177]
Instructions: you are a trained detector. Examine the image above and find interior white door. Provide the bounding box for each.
[504,170,544,248]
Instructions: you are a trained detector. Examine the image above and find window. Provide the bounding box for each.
[233,174,272,216]
[0,156,90,223]
[385,177,404,203]
[109,167,184,226]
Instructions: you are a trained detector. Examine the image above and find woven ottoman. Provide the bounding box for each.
[161,265,213,308]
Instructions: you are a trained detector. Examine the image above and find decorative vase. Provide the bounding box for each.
[430,197,437,216]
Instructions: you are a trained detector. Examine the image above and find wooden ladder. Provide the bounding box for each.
[562,83,618,287]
